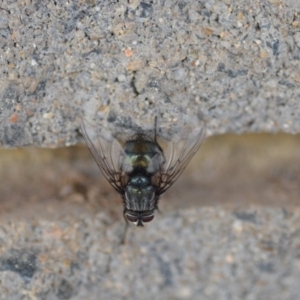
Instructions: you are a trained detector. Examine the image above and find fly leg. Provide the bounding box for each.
[120,212,129,244]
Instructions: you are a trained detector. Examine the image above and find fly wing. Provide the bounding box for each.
[81,119,128,193]
[154,122,206,195]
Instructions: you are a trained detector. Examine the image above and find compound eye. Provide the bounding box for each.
[142,214,154,223]
[126,214,139,223]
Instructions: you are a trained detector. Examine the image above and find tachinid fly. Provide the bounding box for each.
[81,117,205,227]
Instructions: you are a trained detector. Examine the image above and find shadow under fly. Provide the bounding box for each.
[81,116,206,242]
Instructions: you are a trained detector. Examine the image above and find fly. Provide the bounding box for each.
[81,116,206,230]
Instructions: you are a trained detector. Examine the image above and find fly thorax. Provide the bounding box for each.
[124,176,156,212]
[146,152,164,174]
[121,140,165,175]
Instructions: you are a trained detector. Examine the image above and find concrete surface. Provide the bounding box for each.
[0,0,300,147]
[1,1,300,299]
[0,134,300,299]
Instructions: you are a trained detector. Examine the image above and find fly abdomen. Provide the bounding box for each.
[130,176,150,187]
[125,175,155,211]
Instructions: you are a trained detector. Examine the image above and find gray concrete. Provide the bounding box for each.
[1,1,300,300]
[0,135,300,300]
[1,0,300,147]
[1,205,300,300]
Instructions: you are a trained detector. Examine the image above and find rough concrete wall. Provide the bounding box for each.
[0,135,300,300]
[1,0,300,147]
[1,1,300,300]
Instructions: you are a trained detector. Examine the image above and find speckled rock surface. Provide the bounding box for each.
[1,1,300,299]
[0,134,300,299]
[1,206,300,300]
[1,0,300,147]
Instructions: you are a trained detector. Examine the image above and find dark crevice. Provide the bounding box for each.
[0,7,11,14]
[130,73,139,96]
